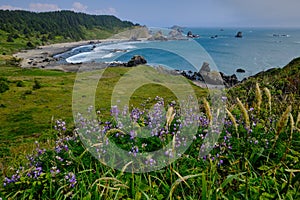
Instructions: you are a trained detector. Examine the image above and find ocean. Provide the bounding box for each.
[55,27,300,80]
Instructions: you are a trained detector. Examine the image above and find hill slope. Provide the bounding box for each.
[0,10,137,55]
[0,10,135,40]
[228,57,300,115]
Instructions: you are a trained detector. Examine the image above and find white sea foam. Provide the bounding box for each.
[93,42,137,52]
[101,53,115,59]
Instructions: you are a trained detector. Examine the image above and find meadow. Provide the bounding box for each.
[0,54,299,199]
[0,9,299,198]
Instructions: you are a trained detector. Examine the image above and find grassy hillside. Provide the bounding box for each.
[228,57,300,116]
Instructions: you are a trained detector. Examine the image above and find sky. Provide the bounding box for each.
[0,0,300,27]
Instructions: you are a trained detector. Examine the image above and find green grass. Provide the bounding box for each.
[0,63,207,171]
[0,78,299,199]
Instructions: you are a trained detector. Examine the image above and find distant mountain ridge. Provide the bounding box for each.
[0,10,136,41]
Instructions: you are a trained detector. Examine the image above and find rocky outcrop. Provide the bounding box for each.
[187,31,200,38]
[126,55,147,67]
[168,29,185,40]
[148,31,167,41]
[236,68,246,73]
[180,62,240,88]
[199,62,211,73]
[235,31,243,38]
[220,72,239,87]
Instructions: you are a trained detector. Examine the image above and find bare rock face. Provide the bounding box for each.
[148,30,167,41]
[199,62,211,74]
[126,55,147,67]
[168,29,185,40]
[180,61,240,87]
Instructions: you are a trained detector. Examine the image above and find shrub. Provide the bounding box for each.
[26,41,35,48]
[24,90,32,95]
[0,77,9,93]
[16,80,25,87]
[32,79,41,90]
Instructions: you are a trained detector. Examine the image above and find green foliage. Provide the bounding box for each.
[0,10,136,55]
[0,77,9,93]
[16,80,25,87]
[0,10,135,41]
[32,79,41,90]
[26,41,34,48]
[6,35,13,42]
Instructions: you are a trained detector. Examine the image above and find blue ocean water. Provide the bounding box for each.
[56,28,300,79]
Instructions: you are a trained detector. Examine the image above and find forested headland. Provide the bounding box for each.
[0,10,137,54]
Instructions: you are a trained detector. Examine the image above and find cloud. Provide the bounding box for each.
[72,2,88,12]
[0,5,23,10]
[94,7,118,16]
[29,3,60,12]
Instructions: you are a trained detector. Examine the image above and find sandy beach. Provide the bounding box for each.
[13,39,128,72]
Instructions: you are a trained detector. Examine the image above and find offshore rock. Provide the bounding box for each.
[126,55,147,67]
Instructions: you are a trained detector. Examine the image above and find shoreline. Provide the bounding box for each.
[13,39,130,72]
[12,39,241,88]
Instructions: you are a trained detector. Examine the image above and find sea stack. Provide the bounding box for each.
[236,68,246,73]
[235,31,243,38]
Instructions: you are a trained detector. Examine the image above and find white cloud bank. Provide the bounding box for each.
[0,5,23,10]
[94,7,118,16]
[29,3,60,12]
[72,2,88,12]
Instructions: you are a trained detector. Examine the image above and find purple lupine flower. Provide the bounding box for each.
[111,105,119,118]
[218,159,224,167]
[129,146,139,157]
[129,130,136,140]
[164,149,174,158]
[50,167,60,176]
[145,158,156,166]
[65,172,77,188]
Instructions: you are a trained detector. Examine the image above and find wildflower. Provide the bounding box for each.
[65,172,77,188]
[218,159,224,166]
[111,105,119,118]
[129,130,136,140]
[50,167,60,176]
[129,146,139,157]
[142,143,147,148]
[165,149,174,158]
[221,96,227,102]
[56,156,64,162]
[145,158,156,166]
